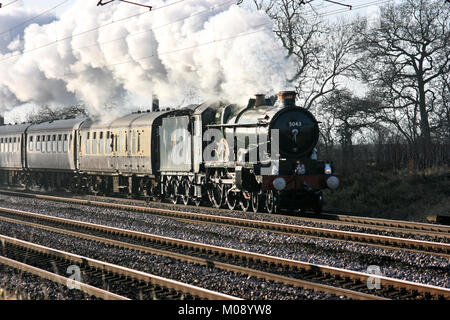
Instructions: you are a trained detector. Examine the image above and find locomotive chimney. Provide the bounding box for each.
[278,91,296,107]
[0,115,4,126]
[254,94,266,107]
[152,94,159,112]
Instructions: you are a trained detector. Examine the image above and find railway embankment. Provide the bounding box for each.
[323,167,450,222]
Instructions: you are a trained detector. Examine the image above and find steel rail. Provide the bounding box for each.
[0,234,239,300]
[0,255,129,300]
[0,207,448,300]
[297,212,450,239]
[1,188,448,239]
[0,190,448,257]
[0,213,384,300]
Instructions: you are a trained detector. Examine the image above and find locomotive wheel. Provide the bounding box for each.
[168,179,179,204]
[265,190,279,214]
[181,179,191,206]
[251,192,261,213]
[208,183,224,208]
[225,189,237,210]
[239,191,250,212]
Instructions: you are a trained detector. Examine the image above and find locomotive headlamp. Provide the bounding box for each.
[324,163,332,175]
[326,176,339,189]
[273,177,286,191]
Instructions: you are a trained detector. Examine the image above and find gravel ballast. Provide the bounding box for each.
[0,194,448,289]
[0,219,341,300]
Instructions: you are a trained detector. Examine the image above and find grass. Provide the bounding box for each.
[323,166,450,222]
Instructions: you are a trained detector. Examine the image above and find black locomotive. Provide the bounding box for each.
[0,91,340,213]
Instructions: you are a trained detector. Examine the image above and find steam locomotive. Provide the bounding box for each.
[0,91,340,213]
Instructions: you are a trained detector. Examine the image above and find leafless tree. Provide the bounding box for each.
[355,0,449,149]
[247,0,358,110]
[26,104,88,123]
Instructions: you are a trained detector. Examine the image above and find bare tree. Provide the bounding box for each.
[355,0,450,149]
[247,0,358,110]
[26,104,88,123]
[321,88,378,171]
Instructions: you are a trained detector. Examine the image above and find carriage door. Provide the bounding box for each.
[21,133,27,169]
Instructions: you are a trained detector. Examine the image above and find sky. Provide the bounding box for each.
[0,0,391,123]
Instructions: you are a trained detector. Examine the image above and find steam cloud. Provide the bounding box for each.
[0,0,295,121]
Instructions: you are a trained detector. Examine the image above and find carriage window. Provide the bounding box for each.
[0,138,3,153]
[36,136,41,151]
[137,132,141,152]
[99,131,104,155]
[86,132,90,155]
[69,134,72,152]
[132,130,136,155]
[110,133,115,153]
[29,136,33,151]
[92,132,97,155]
[106,132,111,154]
[119,131,123,153]
[46,135,51,152]
[124,131,128,152]
[41,136,46,153]
[52,135,57,153]
[57,134,62,153]
[63,134,68,152]
[13,137,16,152]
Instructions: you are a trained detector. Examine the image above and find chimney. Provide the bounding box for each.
[254,94,266,107]
[152,95,159,112]
[278,91,296,107]
[0,115,4,126]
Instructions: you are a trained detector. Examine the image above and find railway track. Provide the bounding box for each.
[0,206,448,300]
[294,211,450,239]
[83,193,450,240]
[0,189,448,258]
[2,188,448,240]
[0,234,238,301]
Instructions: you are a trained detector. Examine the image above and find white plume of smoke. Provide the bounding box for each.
[0,0,295,122]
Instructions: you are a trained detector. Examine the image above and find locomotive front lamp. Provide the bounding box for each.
[324,163,332,175]
[273,177,286,191]
[326,176,340,189]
